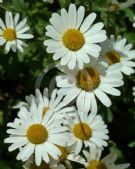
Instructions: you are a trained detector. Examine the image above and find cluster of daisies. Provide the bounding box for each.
[3,2,135,169]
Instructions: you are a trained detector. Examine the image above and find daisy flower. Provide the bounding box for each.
[23,156,65,169]
[13,88,75,119]
[4,102,69,166]
[82,147,130,169]
[56,58,123,113]
[44,3,107,69]
[0,11,33,53]
[43,0,54,3]
[133,16,135,28]
[66,109,109,154]
[0,0,3,3]
[101,35,135,75]
[53,145,85,164]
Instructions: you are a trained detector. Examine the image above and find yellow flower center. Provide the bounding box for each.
[87,160,107,169]
[104,50,121,65]
[62,29,85,51]
[42,107,49,117]
[73,122,92,140]
[3,28,16,41]
[76,67,100,91]
[57,146,68,162]
[27,124,48,144]
[30,162,50,169]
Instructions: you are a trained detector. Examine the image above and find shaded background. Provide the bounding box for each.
[0,0,135,168]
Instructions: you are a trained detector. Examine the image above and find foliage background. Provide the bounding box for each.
[0,0,135,168]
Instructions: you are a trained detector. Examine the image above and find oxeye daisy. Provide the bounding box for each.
[66,109,109,154]
[0,11,33,53]
[101,35,135,75]
[13,88,75,119]
[56,58,123,113]
[44,3,106,69]
[23,157,65,169]
[4,102,69,166]
[82,147,130,169]
[53,145,85,164]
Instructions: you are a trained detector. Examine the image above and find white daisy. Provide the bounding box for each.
[44,3,107,69]
[4,102,69,166]
[13,88,75,119]
[0,11,33,53]
[66,109,109,154]
[23,156,65,169]
[56,58,123,113]
[101,35,135,75]
[43,0,54,3]
[53,145,86,164]
[132,86,135,102]
[0,0,3,3]
[133,16,135,28]
[82,147,130,169]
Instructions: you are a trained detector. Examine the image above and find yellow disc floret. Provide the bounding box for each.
[30,162,50,169]
[87,160,107,169]
[62,29,85,51]
[73,122,92,140]
[3,28,16,41]
[27,124,48,144]
[76,67,100,91]
[104,50,121,65]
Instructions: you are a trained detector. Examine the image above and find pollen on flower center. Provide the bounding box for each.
[3,28,16,41]
[27,124,48,144]
[104,50,121,65]
[30,162,50,169]
[57,146,68,162]
[62,29,85,51]
[73,122,92,140]
[76,67,100,91]
[87,160,107,169]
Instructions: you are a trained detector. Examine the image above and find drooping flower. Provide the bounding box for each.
[4,102,69,166]
[66,109,109,154]
[56,58,123,113]
[101,35,135,75]
[44,4,106,69]
[0,11,33,53]
[82,147,130,169]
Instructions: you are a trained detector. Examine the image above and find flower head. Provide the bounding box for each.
[56,58,123,113]
[0,11,33,53]
[4,102,69,166]
[66,109,109,154]
[13,88,75,120]
[44,4,106,69]
[101,35,135,75]
[83,147,130,169]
